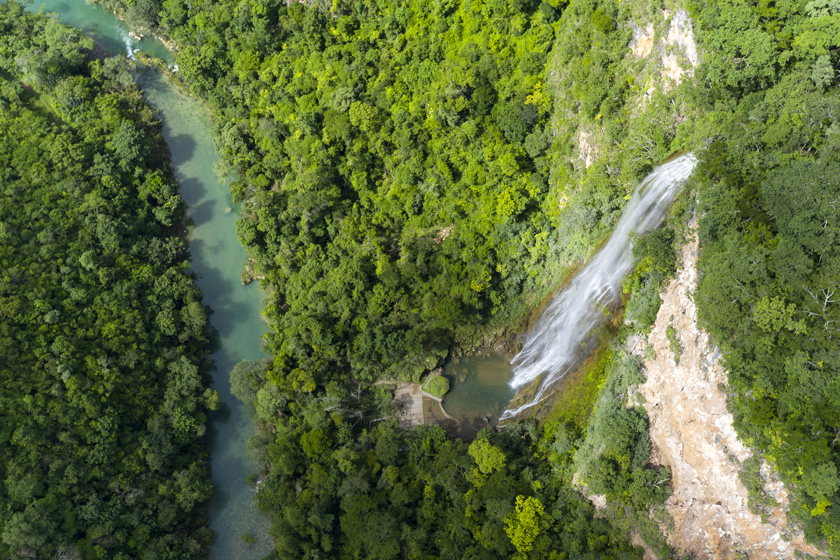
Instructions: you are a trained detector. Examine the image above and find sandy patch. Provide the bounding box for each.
[578,128,599,169]
[630,22,655,58]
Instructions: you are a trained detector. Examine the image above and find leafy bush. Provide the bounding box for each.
[624,228,679,332]
[738,455,779,522]
[571,349,673,555]
[574,351,670,511]
[423,375,450,399]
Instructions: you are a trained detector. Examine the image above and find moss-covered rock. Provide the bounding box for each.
[423,376,450,399]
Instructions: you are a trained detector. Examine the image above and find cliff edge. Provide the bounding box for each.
[635,226,822,559]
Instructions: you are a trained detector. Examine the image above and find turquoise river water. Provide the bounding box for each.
[24,1,273,558]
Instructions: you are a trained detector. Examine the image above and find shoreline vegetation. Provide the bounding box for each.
[4,0,840,557]
[0,5,217,558]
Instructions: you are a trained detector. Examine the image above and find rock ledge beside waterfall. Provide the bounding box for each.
[635,227,822,559]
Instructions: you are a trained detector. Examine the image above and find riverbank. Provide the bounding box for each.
[23,2,275,556]
[0,8,218,557]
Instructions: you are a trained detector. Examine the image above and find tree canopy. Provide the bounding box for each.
[0,5,215,559]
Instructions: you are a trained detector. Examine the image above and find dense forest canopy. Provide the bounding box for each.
[227,358,659,559]
[87,0,840,555]
[687,0,840,547]
[101,0,672,390]
[87,0,695,556]
[3,0,840,556]
[0,5,216,559]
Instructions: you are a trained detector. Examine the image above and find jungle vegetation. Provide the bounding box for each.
[0,5,216,559]
[90,0,840,555]
[97,0,686,555]
[108,0,695,554]
[4,0,840,556]
[106,0,680,387]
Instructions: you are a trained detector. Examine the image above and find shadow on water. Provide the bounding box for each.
[184,229,253,335]
[167,133,198,167]
[203,400,234,513]
[188,199,216,228]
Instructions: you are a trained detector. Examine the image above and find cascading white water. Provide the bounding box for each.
[502,154,697,419]
[119,28,137,59]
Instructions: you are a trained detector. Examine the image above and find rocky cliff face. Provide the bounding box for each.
[567,6,700,172]
[634,226,822,559]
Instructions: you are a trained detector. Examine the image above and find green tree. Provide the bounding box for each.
[504,495,545,557]
[468,438,507,475]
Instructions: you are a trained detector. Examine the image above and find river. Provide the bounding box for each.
[24,2,273,558]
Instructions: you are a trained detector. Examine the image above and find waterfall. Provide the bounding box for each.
[502,154,697,419]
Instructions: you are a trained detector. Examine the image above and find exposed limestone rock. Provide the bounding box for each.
[435,224,454,244]
[660,52,685,84]
[630,22,655,58]
[577,128,600,169]
[572,472,607,512]
[659,9,699,85]
[665,9,699,67]
[624,7,700,111]
[637,227,823,559]
[631,532,659,560]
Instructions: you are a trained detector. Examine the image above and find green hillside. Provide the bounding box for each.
[2,0,840,557]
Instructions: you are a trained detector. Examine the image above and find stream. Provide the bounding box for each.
[25,2,272,558]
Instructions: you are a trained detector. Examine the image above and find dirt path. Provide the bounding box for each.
[637,226,822,559]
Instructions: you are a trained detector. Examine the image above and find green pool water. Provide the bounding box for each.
[442,354,515,425]
[24,1,272,558]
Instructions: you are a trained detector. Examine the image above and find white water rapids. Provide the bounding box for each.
[119,28,137,59]
[502,154,697,419]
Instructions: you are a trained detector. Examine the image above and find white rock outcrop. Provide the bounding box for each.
[637,227,822,559]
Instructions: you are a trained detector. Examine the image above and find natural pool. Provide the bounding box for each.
[441,353,515,426]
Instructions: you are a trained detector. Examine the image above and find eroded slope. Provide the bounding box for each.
[637,228,821,559]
